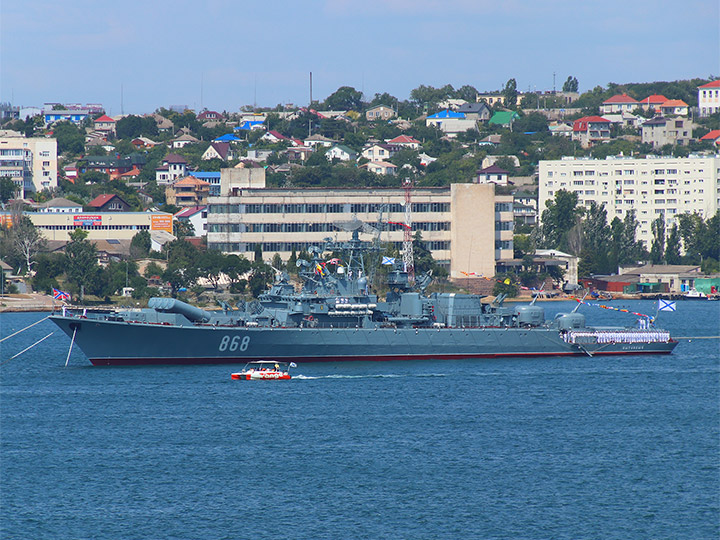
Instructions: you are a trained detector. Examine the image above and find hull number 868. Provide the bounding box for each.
[219,335,250,352]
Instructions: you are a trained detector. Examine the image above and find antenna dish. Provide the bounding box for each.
[334,219,364,232]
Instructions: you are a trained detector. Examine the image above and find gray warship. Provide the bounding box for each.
[50,224,677,366]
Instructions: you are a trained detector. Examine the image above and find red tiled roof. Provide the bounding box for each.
[700,129,720,140]
[173,175,210,187]
[573,116,611,131]
[175,205,207,218]
[699,80,720,89]
[267,130,289,140]
[388,135,420,144]
[660,99,688,107]
[602,93,638,104]
[89,193,120,207]
[641,94,668,104]
[94,114,115,123]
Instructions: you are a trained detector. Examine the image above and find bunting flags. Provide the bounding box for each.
[571,296,653,320]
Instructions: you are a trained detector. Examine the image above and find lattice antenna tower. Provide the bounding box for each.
[402,179,414,282]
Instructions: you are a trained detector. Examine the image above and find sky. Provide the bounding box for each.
[1,0,718,115]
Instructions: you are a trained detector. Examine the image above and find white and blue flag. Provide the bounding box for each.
[659,299,676,312]
[382,256,396,265]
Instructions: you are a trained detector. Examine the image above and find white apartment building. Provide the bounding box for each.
[538,155,720,250]
[698,80,720,117]
[0,136,58,197]
[207,182,514,279]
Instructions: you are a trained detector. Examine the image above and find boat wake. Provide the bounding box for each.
[293,373,447,380]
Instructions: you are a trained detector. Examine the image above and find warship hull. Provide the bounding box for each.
[50,316,677,366]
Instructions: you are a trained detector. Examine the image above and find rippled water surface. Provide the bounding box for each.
[2,301,718,539]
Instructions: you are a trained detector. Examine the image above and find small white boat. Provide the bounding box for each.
[231,361,296,380]
[683,288,707,300]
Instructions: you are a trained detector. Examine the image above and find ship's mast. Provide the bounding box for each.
[402,179,414,282]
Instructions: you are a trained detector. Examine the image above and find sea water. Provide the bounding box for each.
[1,300,718,539]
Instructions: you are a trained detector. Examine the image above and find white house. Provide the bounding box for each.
[155,154,188,185]
[360,161,397,176]
[326,144,357,161]
[175,205,207,237]
[172,133,199,149]
[600,94,639,114]
[361,144,396,161]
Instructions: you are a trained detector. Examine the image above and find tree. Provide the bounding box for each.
[502,78,518,110]
[323,86,364,111]
[7,203,46,274]
[65,229,98,302]
[369,92,397,108]
[665,223,681,264]
[492,273,519,297]
[539,190,583,252]
[650,216,665,264]
[287,249,298,275]
[223,254,251,291]
[254,243,263,263]
[52,121,85,155]
[562,76,579,93]
[130,230,151,259]
[0,176,18,203]
[248,261,274,297]
[174,220,195,238]
[115,115,158,139]
[456,84,480,102]
[579,201,612,275]
[143,261,164,279]
[513,234,535,258]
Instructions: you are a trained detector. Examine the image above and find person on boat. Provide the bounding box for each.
[274,363,280,371]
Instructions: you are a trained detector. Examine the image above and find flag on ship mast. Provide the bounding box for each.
[52,288,71,301]
[382,256,395,265]
[659,299,676,312]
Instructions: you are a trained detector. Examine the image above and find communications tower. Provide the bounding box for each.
[402,179,414,282]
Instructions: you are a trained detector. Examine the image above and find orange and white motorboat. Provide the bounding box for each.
[231,361,296,380]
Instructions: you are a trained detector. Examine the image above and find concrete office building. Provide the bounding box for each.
[538,155,720,250]
[207,176,513,278]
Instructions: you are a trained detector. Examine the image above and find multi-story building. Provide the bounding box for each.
[641,117,692,148]
[572,116,611,148]
[155,154,188,185]
[0,136,58,197]
[165,175,211,207]
[698,80,720,117]
[538,155,720,250]
[1,210,174,241]
[207,178,513,279]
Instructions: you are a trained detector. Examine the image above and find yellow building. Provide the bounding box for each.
[15,211,174,241]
